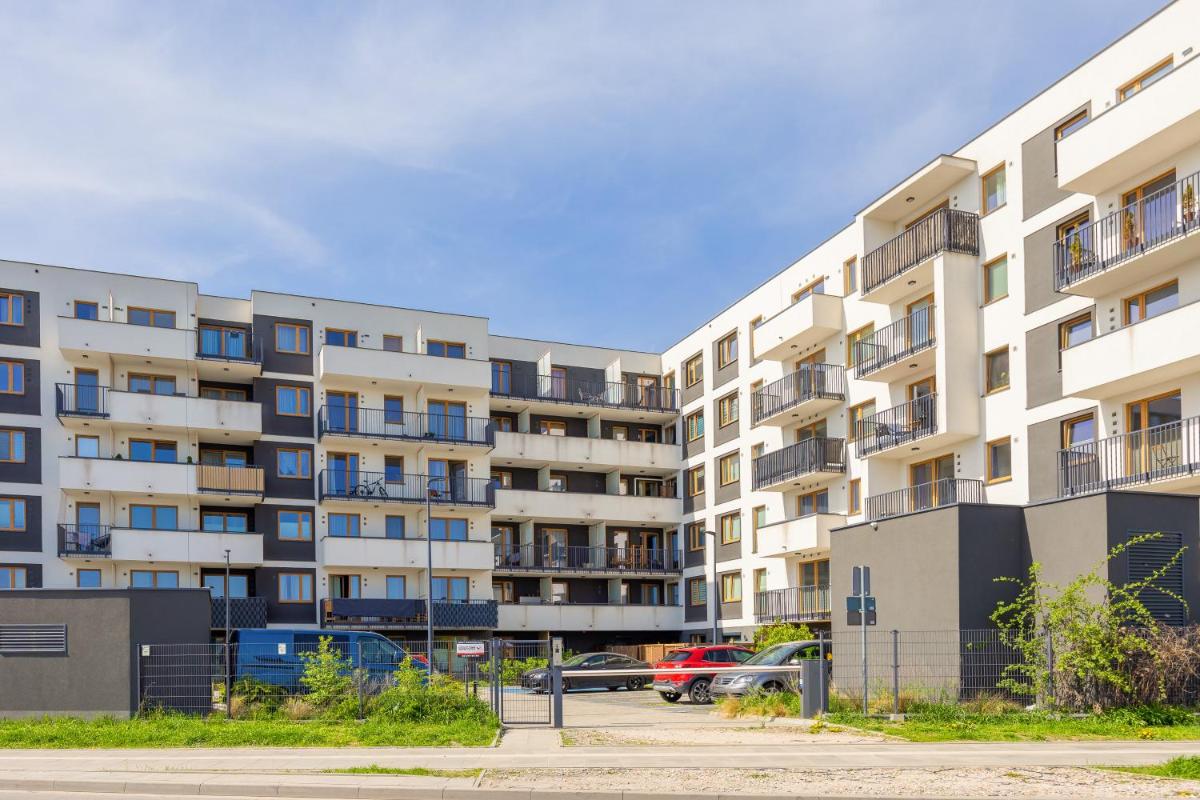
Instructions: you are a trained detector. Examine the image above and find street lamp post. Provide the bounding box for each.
[702,530,719,644]
[425,475,445,671]
[223,548,231,720]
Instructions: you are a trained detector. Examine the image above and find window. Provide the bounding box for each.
[0,293,22,326]
[130,505,177,530]
[384,455,405,483]
[491,415,513,432]
[275,322,311,354]
[751,442,765,459]
[129,373,176,395]
[687,522,705,552]
[427,340,465,358]
[1123,281,1178,325]
[718,452,740,486]
[325,328,357,347]
[77,569,101,588]
[1062,414,1096,448]
[0,361,24,395]
[981,164,1006,215]
[663,371,675,394]
[75,435,99,458]
[749,316,763,363]
[796,489,828,517]
[1118,57,1172,102]
[982,255,1008,304]
[792,278,825,304]
[985,347,1010,394]
[987,437,1012,484]
[198,325,248,358]
[847,400,876,443]
[717,393,738,427]
[684,354,703,388]
[612,426,628,441]
[128,307,175,328]
[1059,313,1093,360]
[751,506,766,552]
[719,512,741,544]
[74,300,99,320]
[721,572,742,603]
[431,518,468,541]
[385,515,406,539]
[547,472,568,492]
[843,257,858,295]
[129,439,177,463]
[382,334,404,352]
[846,325,873,370]
[328,513,360,538]
[688,577,707,606]
[491,470,513,489]
[0,430,24,463]
[277,448,312,479]
[200,386,248,401]
[131,570,178,588]
[754,568,768,594]
[203,572,249,598]
[381,395,404,424]
[278,573,314,603]
[201,511,248,532]
[432,576,469,601]
[1055,109,1089,142]
[491,361,511,393]
[688,465,705,497]
[0,498,26,531]
[540,420,566,436]
[717,332,738,369]
[278,510,313,541]
[330,574,361,599]
[685,411,704,442]
[849,479,862,514]
[276,385,311,416]
[0,566,26,589]
[386,576,406,599]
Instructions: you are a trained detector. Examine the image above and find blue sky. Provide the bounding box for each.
[0,1,1163,351]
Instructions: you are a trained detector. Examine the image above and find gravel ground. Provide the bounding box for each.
[562,723,883,746]
[481,766,1200,797]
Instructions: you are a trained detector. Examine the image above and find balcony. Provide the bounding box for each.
[318,470,495,508]
[861,209,979,302]
[751,293,842,362]
[865,478,986,522]
[59,457,264,503]
[317,406,494,448]
[322,598,498,631]
[322,535,494,571]
[751,364,845,427]
[491,431,680,474]
[1056,57,1200,194]
[755,514,843,559]
[493,544,681,574]
[57,524,112,558]
[1054,171,1200,297]
[493,488,679,527]
[752,437,846,491]
[491,374,679,419]
[319,344,491,392]
[55,384,262,440]
[109,528,263,565]
[498,602,682,632]
[854,395,937,458]
[211,597,268,629]
[753,586,831,624]
[853,306,936,382]
[58,316,194,367]
[1059,415,1200,497]
[1061,300,1200,399]
[195,326,263,380]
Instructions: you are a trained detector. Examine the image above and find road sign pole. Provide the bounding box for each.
[861,578,868,716]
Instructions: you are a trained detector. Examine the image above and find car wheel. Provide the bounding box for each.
[659,691,680,703]
[627,677,645,691]
[689,679,713,705]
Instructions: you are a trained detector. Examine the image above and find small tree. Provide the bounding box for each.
[298,635,354,712]
[753,621,815,651]
[991,532,1187,710]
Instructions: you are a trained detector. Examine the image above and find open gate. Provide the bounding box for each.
[491,638,552,725]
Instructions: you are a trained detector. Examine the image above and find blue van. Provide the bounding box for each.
[229,628,428,691]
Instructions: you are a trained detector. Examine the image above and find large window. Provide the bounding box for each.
[276,385,311,416]
[275,323,310,355]
[718,452,740,486]
[430,517,468,541]
[386,576,406,599]
[278,573,314,603]
[985,347,1010,394]
[685,411,704,442]
[846,325,873,370]
[491,361,511,394]
[684,354,703,388]
[129,373,176,395]
[427,340,465,358]
[720,572,742,603]
[719,512,741,544]
[1123,281,1178,325]
[1059,313,1093,357]
[847,400,876,442]
[432,576,469,601]
[0,498,26,532]
[128,307,175,328]
[1061,414,1096,448]
[277,448,312,479]
[131,570,178,588]
[0,430,24,463]
[981,164,1006,215]
[129,439,177,463]
[0,361,24,395]
[717,393,738,427]
[203,573,249,598]
[198,325,248,358]
[982,255,1008,304]
[277,510,313,541]
[716,332,738,369]
[0,293,23,326]
[130,505,178,530]
[796,489,828,517]
[0,566,26,589]
[201,511,248,533]
[328,513,360,538]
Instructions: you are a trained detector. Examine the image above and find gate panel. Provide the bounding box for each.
[496,638,551,725]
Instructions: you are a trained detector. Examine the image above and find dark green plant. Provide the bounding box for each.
[752,621,814,651]
[298,636,354,716]
[368,659,495,725]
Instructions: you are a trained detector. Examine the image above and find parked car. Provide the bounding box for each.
[229,628,428,691]
[710,640,824,699]
[521,652,648,692]
[651,644,754,704]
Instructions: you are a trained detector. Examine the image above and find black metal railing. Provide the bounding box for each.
[493,544,682,573]
[319,470,496,507]
[497,483,675,499]
[210,596,268,628]
[1058,415,1200,497]
[195,464,265,497]
[862,208,980,294]
[853,306,936,378]
[855,394,938,457]
[317,406,494,446]
[865,478,986,521]
[751,364,845,425]
[492,373,680,413]
[196,326,262,364]
[56,524,112,557]
[752,437,846,489]
[753,585,831,623]
[1055,170,1200,291]
[55,383,110,417]
[322,598,498,630]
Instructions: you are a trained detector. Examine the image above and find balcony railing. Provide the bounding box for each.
[196,326,263,364]
[854,394,938,457]
[1055,170,1200,291]
[318,405,495,447]
[862,208,979,294]
[1058,414,1200,497]
[55,384,110,417]
[753,437,846,490]
[865,478,986,521]
[492,373,680,413]
[57,524,112,557]
[753,585,831,623]
[853,306,936,378]
[211,596,268,628]
[493,544,682,573]
[319,470,496,507]
[322,598,498,630]
[751,364,845,425]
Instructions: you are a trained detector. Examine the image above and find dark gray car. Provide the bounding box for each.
[521,652,648,693]
[709,640,823,698]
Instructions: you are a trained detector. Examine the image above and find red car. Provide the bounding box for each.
[651,644,754,704]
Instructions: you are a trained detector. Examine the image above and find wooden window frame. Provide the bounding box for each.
[0,429,25,464]
[275,385,312,417]
[427,339,466,358]
[276,448,312,479]
[687,523,704,552]
[1054,109,1089,141]
[688,576,706,606]
[1122,279,1178,326]
[539,419,567,436]
[0,292,23,327]
[980,162,1007,216]
[718,511,741,544]
[795,489,828,518]
[721,572,742,603]
[843,257,858,295]
[849,478,862,514]
[1061,413,1096,449]
[982,255,1009,305]
[688,465,705,497]
[717,392,739,427]
[491,470,513,489]
[490,360,512,393]
[130,570,178,588]
[718,451,740,486]
[611,425,628,441]
[200,386,248,401]
[1118,56,1173,102]
[1125,388,1182,434]
[277,510,313,541]
[76,569,101,588]
[129,438,178,462]
[662,371,676,393]
[1059,313,1093,355]
[0,565,27,589]
[127,307,176,328]
[274,322,311,355]
[128,372,176,395]
[846,324,873,370]
[684,355,703,388]
[0,360,25,395]
[685,410,704,442]
[548,471,569,492]
[490,415,513,432]
[847,400,876,443]
[716,332,738,369]
[0,497,26,532]
[328,512,361,538]
[325,327,358,347]
[129,504,178,530]
[277,572,314,604]
[791,278,825,304]
[201,510,249,533]
[984,347,1010,395]
[986,437,1013,485]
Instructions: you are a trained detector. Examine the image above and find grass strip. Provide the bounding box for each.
[824,711,1200,742]
[1106,756,1200,780]
[325,765,482,778]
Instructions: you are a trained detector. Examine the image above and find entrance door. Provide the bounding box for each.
[1122,170,1176,249]
[76,369,100,413]
[636,376,658,407]
[906,295,934,351]
[429,458,468,501]
[328,453,360,496]
[909,454,954,511]
[543,528,567,568]
[75,503,103,552]
[908,377,936,433]
[327,391,357,433]
[1125,390,1182,481]
[794,349,827,396]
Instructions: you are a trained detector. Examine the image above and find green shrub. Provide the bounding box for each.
[717,689,802,718]
[752,622,815,651]
[298,636,355,718]
[368,660,496,726]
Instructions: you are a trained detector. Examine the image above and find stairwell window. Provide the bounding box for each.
[982,255,1008,304]
[981,164,1006,215]
[0,293,22,326]
[987,437,1012,484]
[985,347,1010,394]
[718,452,740,486]
[0,430,25,463]
[717,332,738,369]
[719,512,740,544]
[1118,57,1172,102]
[687,466,705,497]
[275,322,311,355]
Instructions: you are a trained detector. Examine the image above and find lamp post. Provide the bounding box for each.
[702,530,719,644]
[223,548,231,720]
[425,475,445,672]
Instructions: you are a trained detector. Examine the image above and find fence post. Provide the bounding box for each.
[357,641,365,721]
[1044,629,1055,706]
[224,642,232,720]
[891,630,900,717]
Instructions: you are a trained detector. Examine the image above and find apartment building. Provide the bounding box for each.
[2,1,1199,648]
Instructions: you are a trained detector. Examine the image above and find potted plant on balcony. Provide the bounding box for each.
[1183,181,1196,226]
[1123,208,1139,249]
[1068,233,1083,272]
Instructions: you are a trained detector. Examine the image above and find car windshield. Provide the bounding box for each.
[662,650,692,663]
[562,653,593,667]
[742,643,800,666]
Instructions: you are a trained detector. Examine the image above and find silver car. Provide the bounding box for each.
[710,640,824,698]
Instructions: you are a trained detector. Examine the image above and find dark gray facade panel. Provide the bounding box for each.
[718,599,740,621]
[503,468,540,491]
[711,339,738,391]
[256,567,317,624]
[1104,492,1200,614]
[713,474,741,506]
[682,490,705,515]
[683,435,705,459]
[530,415,588,437]
[0,358,39,416]
[1026,410,1096,502]
[712,394,740,447]
[0,495,40,552]
[253,314,314,376]
[254,441,315,500]
[684,543,704,569]
[255,377,315,438]
[716,532,742,563]
[1024,205,1091,314]
[684,596,707,623]
[954,505,1025,629]
[1020,104,1088,221]
[256,503,317,562]
[0,427,39,484]
[0,288,39,348]
[0,561,41,586]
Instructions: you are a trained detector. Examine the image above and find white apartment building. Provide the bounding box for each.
[1,1,1199,646]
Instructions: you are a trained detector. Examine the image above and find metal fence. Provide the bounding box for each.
[318,405,495,447]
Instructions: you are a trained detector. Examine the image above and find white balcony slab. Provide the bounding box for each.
[498,602,683,632]
[105,392,262,438]
[493,489,680,527]
[58,316,194,365]
[752,293,842,362]
[492,432,680,475]
[320,536,493,571]
[59,458,263,504]
[319,345,491,392]
[756,513,843,559]
[110,529,263,566]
